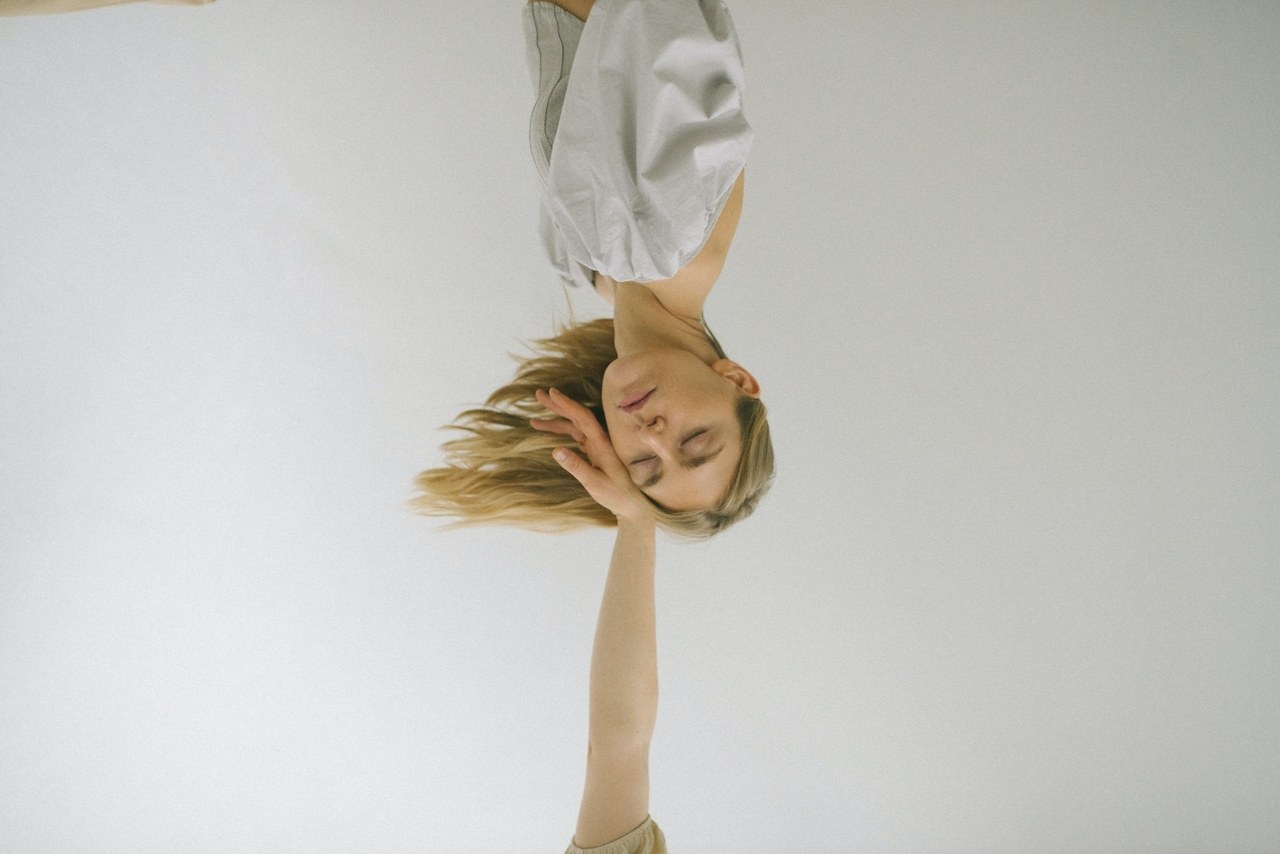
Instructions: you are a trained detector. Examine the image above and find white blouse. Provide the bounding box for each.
[524,0,753,289]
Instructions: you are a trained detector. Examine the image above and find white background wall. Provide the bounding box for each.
[2,2,1277,852]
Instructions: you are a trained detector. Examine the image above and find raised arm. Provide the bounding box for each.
[529,388,660,847]
[574,516,658,847]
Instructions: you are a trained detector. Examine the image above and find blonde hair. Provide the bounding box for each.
[410,316,773,540]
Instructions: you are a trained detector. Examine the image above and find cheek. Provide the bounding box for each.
[601,419,629,457]
[600,418,636,459]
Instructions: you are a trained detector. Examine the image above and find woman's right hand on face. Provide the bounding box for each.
[530,388,653,524]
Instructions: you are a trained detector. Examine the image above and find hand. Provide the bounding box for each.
[530,388,652,524]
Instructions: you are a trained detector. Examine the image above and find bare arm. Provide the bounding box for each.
[574,516,658,847]
[528,390,662,847]
[0,0,211,15]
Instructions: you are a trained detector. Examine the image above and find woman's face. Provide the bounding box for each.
[601,347,760,511]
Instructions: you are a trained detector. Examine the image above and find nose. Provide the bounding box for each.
[637,415,672,451]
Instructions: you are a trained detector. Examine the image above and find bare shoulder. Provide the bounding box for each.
[644,167,746,317]
[642,252,725,319]
[594,256,716,315]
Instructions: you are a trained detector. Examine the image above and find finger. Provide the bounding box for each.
[536,389,595,439]
[538,387,579,420]
[542,389,633,478]
[547,388,610,442]
[535,389,576,420]
[529,418,586,444]
[552,447,608,491]
[554,446,646,520]
[538,389,629,474]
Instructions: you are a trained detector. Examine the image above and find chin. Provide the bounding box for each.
[601,355,642,397]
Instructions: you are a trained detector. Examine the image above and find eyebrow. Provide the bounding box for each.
[639,445,727,489]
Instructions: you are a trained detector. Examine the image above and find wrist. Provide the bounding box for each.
[616,513,656,534]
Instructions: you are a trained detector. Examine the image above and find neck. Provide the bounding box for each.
[612,281,719,363]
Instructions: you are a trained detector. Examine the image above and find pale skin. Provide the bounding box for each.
[536,386,659,848]
[0,0,210,14]
[526,0,757,848]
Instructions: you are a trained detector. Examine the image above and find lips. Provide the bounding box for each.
[618,389,654,412]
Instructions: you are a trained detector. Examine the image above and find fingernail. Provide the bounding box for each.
[554,448,569,461]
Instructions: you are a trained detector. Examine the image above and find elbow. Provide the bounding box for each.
[588,682,658,753]
[588,722,654,757]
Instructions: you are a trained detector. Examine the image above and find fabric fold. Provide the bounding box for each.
[564,815,668,854]
[525,0,752,287]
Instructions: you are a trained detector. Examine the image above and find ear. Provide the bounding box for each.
[712,359,761,398]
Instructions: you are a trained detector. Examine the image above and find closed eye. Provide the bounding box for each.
[630,430,722,489]
[630,429,707,467]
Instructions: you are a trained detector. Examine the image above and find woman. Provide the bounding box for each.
[432,7,768,844]
[413,0,774,541]
[429,5,767,848]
